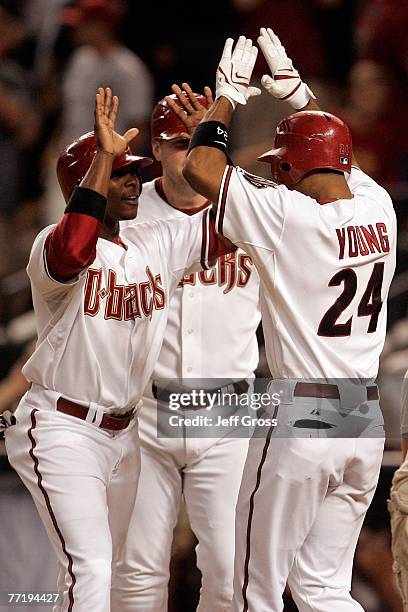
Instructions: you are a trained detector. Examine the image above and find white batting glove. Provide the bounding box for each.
[257,27,316,109]
[216,36,261,110]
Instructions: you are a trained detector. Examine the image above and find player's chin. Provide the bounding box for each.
[118,200,139,220]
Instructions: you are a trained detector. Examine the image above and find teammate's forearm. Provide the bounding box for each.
[183,97,234,202]
[80,150,114,199]
[202,96,235,128]
[44,148,115,281]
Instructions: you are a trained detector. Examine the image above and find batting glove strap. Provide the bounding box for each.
[261,75,316,109]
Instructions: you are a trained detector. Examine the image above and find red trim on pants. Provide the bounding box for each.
[28,409,76,610]
[242,407,278,611]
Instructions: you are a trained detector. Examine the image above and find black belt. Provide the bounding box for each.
[291,382,379,429]
[152,379,249,409]
[293,382,379,401]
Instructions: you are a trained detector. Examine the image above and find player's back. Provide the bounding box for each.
[263,167,396,379]
[216,165,396,380]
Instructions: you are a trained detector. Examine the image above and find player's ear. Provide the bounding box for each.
[151,139,162,162]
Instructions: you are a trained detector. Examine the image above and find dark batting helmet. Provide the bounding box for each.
[57,132,153,202]
[151,93,209,141]
[257,111,352,188]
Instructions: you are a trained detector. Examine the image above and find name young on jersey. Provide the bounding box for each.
[178,252,254,294]
[336,223,390,259]
[84,267,165,320]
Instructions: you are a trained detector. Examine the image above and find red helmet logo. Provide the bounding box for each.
[257,111,352,188]
[56,132,153,202]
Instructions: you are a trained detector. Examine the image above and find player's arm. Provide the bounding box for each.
[183,37,261,204]
[257,27,360,169]
[45,88,139,282]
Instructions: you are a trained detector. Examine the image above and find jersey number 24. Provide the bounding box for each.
[318,263,384,337]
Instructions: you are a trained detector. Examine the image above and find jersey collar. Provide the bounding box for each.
[155,178,210,215]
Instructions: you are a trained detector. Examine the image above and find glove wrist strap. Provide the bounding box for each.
[286,82,316,110]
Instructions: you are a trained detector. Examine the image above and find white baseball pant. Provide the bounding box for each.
[6,386,140,612]
[113,396,250,611]
[232,395,384,612]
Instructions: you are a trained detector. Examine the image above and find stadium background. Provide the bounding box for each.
[0,0,407,609]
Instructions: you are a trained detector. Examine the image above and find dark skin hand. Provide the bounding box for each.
[79,87,141,242]
[165,82,213,134]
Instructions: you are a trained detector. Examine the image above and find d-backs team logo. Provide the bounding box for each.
[84,266,165,321]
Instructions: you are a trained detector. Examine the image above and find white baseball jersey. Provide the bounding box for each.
[132,178,261,382]
[23,211,219,412]
[216,166,396,379]
[115,179,261,612]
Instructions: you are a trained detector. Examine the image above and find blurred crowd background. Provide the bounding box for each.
[0,0,408,610]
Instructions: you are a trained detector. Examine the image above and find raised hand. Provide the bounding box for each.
[165,82,213,135]
[257,28,315,109]
[215,36,261,109]
[94,87,139,157]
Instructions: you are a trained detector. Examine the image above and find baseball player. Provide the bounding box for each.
[182,31,396,611]
[4,87,231,612]
[114,88,261,611]
[389,369,408,610]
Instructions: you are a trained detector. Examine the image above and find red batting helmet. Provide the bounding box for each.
[57,132,153,202]
[151,93,209,140]
[257,111,352,188]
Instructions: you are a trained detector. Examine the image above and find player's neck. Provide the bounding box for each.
[160,175,208,210]
[296,172,353,202]
[99,219,120,243]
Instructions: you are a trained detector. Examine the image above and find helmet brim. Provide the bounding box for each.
[113,154,153,172]
[153,130,191,141]
[257,147,282,164]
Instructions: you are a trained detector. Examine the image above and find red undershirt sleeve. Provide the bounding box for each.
[44,187,107,283]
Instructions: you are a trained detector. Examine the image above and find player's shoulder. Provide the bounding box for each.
[349,166,393,203]
[31,224,56,249]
